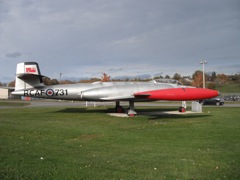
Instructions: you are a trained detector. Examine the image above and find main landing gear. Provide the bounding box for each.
[115,101,124,113]
[179,101,186,113]
[115,101,188,116]
[115,101,137,117]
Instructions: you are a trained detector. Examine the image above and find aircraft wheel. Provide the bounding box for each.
[116,106,124,113]
[128,114,135,117]
[179,107,186,113]
[127,109,137,117]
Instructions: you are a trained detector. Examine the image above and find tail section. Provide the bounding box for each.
[15,62,45,90]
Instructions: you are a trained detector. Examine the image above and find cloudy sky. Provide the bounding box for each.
[0,0,239,82]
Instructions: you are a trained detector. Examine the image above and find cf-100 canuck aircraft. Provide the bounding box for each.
[12,62,219,116]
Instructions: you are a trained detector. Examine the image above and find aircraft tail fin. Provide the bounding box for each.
[15,62,45,91]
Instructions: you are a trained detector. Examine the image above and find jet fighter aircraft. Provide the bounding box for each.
[12,62,219,116]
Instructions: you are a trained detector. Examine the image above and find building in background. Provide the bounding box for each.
[0,88,14,99]
[0,88,9,99]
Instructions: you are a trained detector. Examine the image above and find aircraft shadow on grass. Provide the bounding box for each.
[55,107,211,120]
[55,107,178,114]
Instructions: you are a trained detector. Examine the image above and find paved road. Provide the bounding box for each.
[1,100,240,109]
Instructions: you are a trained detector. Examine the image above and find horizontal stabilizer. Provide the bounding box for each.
[17,73,46,80]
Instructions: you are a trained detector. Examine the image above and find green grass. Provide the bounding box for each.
[0,106,239,179]
[0,100,30,107]
[216,82,240,93]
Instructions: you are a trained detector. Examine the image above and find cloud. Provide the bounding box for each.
[108,67,124,72]
[0,0,239,82]
[6,51,22,58]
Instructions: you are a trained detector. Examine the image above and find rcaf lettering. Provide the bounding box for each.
[24,89,68,97]
[24,90,45,96]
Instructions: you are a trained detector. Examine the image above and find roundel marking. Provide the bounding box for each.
[46,89,54,96]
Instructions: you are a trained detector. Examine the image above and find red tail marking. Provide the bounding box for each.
[26,68,36,73]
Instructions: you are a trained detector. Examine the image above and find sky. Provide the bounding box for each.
[0,0,240,82]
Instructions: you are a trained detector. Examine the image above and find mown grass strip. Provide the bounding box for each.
[0,101,30,107]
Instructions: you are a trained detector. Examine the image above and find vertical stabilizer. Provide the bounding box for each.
[15,62,45,90]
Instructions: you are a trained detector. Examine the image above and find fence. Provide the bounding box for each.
[220,93,240,101]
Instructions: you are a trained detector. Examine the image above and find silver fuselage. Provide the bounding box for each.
[12,81,184,101]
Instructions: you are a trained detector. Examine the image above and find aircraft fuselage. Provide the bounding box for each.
[12,81,177,101]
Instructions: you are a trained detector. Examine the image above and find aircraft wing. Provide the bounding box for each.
[100,95,134,101]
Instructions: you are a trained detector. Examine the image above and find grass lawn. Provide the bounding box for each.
[0,105,239,179]
[0,101,30,107]
[216,82,240,93]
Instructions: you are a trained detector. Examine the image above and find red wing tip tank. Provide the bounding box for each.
[134,88,219,101]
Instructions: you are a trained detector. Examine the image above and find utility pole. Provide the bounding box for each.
[59,73,62,84]
[200,61,207,88]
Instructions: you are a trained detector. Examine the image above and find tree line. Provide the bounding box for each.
[1,71,240,90]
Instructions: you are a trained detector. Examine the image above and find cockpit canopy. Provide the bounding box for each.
[151,79,183,85]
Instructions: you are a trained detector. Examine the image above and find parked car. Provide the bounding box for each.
[200,97,224,106]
